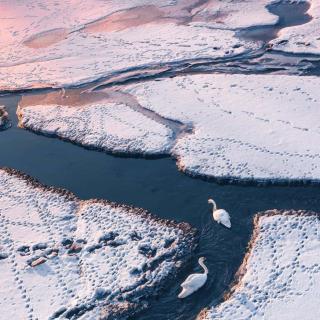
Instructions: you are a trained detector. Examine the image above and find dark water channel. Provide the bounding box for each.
[1,93,320,320]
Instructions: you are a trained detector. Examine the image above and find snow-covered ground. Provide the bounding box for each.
[20,74,320,183]
[198,210,320,320]
[0,0,178,44]
[0,25,256,91]
[17,91,173,156]
[1,1,320,318]
[0,168,196,319]
[0,0,285,91]
[271,0,320,55]
[190,0,278,30]
[125,74,320,183]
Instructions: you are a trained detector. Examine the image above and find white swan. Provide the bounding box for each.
[178,257,208,299]
[208,198,231,228]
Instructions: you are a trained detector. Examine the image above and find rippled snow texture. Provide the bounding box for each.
[199,210,320,320]
[0,168,195,319]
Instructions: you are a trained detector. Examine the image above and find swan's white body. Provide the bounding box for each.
[178,257,208,299]
[208,199,231,228]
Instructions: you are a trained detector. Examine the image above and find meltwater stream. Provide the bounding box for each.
[1,94,320,320]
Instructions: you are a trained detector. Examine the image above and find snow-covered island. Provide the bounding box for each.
[0,168,197,319]
[198,210,320,320]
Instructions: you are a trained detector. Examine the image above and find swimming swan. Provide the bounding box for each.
[208,198,231,228]
[178,257,208,299]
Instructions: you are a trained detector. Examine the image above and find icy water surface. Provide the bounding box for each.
[1,94,320,320]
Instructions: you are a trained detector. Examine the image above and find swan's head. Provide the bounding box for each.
[208,199,217,209]
[198,257,206,263]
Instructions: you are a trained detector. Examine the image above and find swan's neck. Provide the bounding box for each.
[209,199,217,211]
[199,259,208,274]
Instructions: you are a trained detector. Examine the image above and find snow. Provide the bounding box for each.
[125,73,320,183]
[0,0,279,46]
[0,0,267,91]
[18,73,320,183]
[0,168,196,319]
[0,0,177,45]
[0,23,257,91]
[18,74,320,183]
[17,97,173,156]
[190,0,279,30]
[271,0,320,55]
[198,210,320,320]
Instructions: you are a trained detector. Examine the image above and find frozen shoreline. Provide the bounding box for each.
[0,23,258,91]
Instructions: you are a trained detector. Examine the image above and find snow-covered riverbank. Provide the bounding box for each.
[199,210,320,320]
[0,168,196,319]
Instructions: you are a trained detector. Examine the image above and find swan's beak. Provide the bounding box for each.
[178,289,188,299]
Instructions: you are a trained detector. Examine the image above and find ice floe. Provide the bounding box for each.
[0,168,196,319]
[271,0,320,55]
[198,210,320,320]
